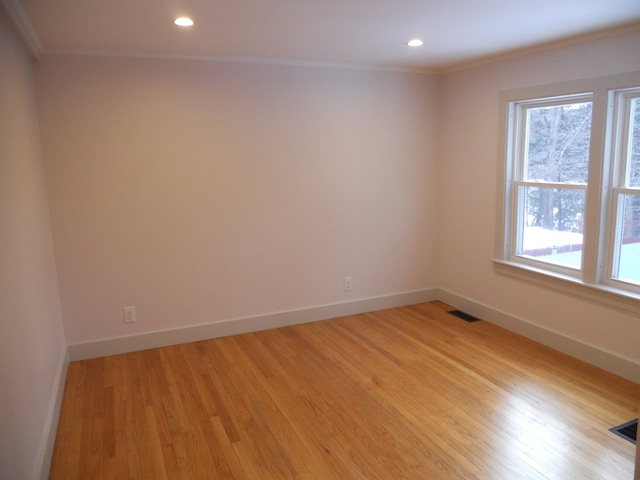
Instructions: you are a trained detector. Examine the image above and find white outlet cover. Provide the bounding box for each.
[123,306,136,323]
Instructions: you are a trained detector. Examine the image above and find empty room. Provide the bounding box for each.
[1,0,640,478]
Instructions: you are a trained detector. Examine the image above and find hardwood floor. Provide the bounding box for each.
[50,301,640,479]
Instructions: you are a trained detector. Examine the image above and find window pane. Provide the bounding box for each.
[628,98,640,187]
[614,194,640,284]
[525,102,592,183]
[518,186,584,269]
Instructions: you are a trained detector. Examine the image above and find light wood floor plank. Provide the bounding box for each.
[50,302,639,479]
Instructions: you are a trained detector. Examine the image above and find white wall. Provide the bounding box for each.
[0,14,67,480]
[437,31,640,368]
[34,56,439,346]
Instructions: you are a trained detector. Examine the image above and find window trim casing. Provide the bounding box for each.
[494,71,640,316]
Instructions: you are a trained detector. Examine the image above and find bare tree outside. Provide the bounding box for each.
[520,102,592,268]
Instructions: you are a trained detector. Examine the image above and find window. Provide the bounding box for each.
[495,72,640,313]
[512,96,592,271]
[610,90,640,288]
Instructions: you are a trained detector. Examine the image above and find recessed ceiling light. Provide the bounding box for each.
[407,39,424,47]
[174,17,194,27]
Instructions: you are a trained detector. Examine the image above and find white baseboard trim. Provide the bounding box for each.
[436,288,640,383]
[66,287,639,383]
[68,288,439,362]
[35,348,69,480]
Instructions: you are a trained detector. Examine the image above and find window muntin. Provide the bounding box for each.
[511,97,592,272]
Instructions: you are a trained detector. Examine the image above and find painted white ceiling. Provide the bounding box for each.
[11,0,640,71]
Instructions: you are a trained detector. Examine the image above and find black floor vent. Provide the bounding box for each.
[610,419,637,444]
[448,310,481,323]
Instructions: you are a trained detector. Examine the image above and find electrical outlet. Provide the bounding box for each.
[123,306,136,323]
[344,276,352,291]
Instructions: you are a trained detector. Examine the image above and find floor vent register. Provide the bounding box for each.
[610,419,637,444]
[447,310,481,323]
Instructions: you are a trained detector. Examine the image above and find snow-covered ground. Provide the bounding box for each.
[525,227,640,283]
[523,226,583,250]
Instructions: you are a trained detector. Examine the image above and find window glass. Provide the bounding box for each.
[525,102,592,183]
[519,186,584,269]
[614,195,640,284]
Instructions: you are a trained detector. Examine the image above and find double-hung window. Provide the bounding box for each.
[511,95,592,272]
[496,72,640,313]
[609,88,640,289]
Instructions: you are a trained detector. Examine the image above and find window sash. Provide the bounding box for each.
[512,95,593,183]
[608,192,640,290]
[510,183,587,274]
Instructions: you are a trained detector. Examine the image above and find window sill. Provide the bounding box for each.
[492,259,640,316]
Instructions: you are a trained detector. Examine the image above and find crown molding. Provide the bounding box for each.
[39,49,437,75]
[436,20,640,75]
[1,0,42,60]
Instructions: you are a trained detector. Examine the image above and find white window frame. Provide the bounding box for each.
[494,71,640,315]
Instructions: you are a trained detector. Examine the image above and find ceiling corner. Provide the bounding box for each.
[1,0,42,60]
